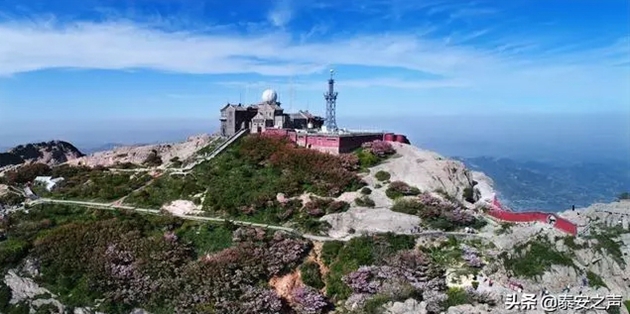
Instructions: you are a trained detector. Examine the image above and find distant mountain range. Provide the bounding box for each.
[79,143,126,155]
[457,156,630,211]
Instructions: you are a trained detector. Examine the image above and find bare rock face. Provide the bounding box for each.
[384,298,427,314]
[364,142,484,203]
[0,140,84,167]
[322,207,422,239]
[66,134,215,168]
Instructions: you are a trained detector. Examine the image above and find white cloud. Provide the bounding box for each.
[267,0,293,27]
[0,17,628,106]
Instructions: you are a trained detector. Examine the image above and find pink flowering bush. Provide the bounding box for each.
[461,245,484,268]
[361,140,395,157]
[292,286,331,314]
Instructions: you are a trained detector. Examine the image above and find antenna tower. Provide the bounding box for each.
[324,69,338,131]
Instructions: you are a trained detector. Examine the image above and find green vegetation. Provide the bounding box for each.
[169,157,183,168]
[195,138,225,156]
[391,196,487,232]
[126,135,363,232]
[124,174,204,208]
[385,181,420,199]
[495,222,514,235]
[355,196,376,207]
[300,261,325,289]
[421,237,464,268]
[624,300,630,313]
[0,193,23,206]
[321,241,344,266]
[174,222,233,258]
[463,187,475,203]
[562,236,588,250]
[143,150,163,167]
[360,187,372,195]
[0,204,312,313]
[499,236,576,279]
[443,287,471,308]
[3,163,52,185]
[324,234,415,301]
[618,192,630,200]
[356,149,380,168]
[585,270,607,289]
[587,225,626,266]
[391,198,425,215]
[0,281,11,313]
[374,170,391,182]
[0,239,30,270]
[38,165,153,202]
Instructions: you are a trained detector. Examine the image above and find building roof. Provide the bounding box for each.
[220,103,248,111]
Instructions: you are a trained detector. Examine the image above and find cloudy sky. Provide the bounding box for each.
[0,0,628,153]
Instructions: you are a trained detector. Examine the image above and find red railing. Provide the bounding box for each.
[488,196,577,236]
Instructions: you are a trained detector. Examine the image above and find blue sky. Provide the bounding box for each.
[0,0,629,139]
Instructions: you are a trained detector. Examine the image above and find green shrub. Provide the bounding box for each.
[471,281,479,290]
[618,192,630,200]
[463,187,475,203]
[0,239,30,268]
[321,241,344,266]
[374,170,391,182]
[586,271,607,289]
[391,199,425,215]
[624,300,630,313]
[143,150,163,167]
[355,196,375,208]
[360,187,372,195]
[0,282,11,312]
[499,236,576,279]
[356,151,380,168]
[385,181,420,199]
[495,222,513,235]
[0,193,23,206]
[374,183,382,189]
[4,163,52,185]
[325,234,414,301]
[300,261,325,289]
[443,287,471,309]
[589,228,626,266]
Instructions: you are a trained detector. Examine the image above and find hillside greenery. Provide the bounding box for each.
[499,236,576,279]
[0,204,469,314]
[126,135,365,232]
[0,204,315,313]
[35,165,153,202]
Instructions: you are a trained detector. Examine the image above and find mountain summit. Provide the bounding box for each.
[0,140,84,168]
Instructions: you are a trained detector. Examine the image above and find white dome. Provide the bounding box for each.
[261,89,278,103]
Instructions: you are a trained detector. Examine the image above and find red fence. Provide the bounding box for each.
[489,197,577,236]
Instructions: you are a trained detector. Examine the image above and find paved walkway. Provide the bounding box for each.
[27,198,486,242]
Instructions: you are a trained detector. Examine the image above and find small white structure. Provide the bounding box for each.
[34,176,64,191]
[261,89,278,103]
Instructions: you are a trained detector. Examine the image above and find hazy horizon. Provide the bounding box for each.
[2,112,628,164]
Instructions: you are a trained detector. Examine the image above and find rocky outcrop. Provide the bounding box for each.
[0,140,84,167]
[66,134,216,168]
[366,142,480,203]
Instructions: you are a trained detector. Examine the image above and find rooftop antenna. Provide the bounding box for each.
[324,68,338,131]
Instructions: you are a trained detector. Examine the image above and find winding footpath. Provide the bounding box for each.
[26,198,485,242]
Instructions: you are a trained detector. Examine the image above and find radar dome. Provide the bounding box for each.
[261,89,278,103]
